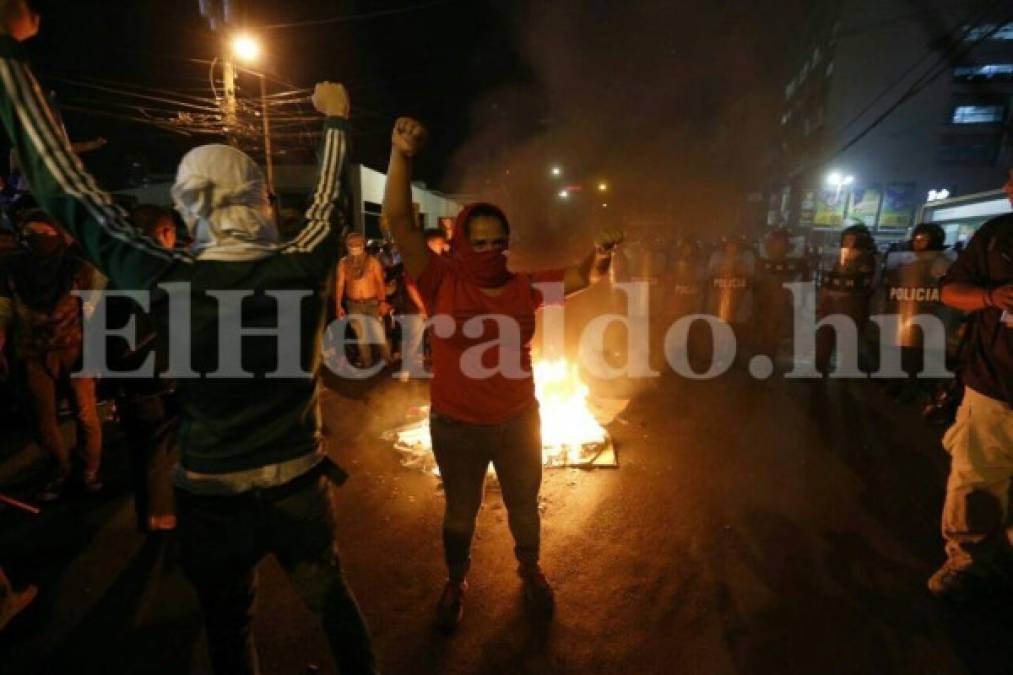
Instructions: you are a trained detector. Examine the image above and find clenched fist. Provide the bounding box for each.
[312,81,350,119]
[594,228,625,255]
[391,117,427,158]
[990,283,1013,313]
[0,0,39,42]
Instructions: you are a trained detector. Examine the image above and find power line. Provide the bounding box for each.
[828,11,1013,163]
[259,0,462,30]
[833,0,1005,138]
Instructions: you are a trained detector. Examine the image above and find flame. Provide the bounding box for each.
[534,359,608,465]
[387,358,614,474]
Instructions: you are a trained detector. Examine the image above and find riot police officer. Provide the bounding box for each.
[876,222,956,397]
[815,224,878,374]
[705,234,755,365]
[753,227,810,364]
[666,237,707,319]
[665,237,708,367]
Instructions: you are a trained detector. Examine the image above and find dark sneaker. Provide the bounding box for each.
[436,579,468,633]
[81,472,103,494]
[37,476,68,503]
[928,562,993,601]
[518,563,555,616]
[0,584,38,631]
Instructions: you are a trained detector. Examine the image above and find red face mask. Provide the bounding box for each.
[450,203,514,288]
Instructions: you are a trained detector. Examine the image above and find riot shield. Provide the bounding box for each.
[706,250,754,325]
[667,257,706,319]
[874,250,956,349]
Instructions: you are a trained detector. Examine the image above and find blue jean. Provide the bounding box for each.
[176,469,376,675]
[430,405,543,581]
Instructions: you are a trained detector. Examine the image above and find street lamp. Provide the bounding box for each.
[825,171,855,203]
[558,189,569,199]
[551,165,562,177]
[232,34,261,63]
[598,182,608,192]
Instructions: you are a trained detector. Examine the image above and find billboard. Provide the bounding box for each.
[880,183,917,229]
[813,188,847,226]
[847,186,882,227]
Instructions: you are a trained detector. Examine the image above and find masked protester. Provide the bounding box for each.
[382,117,622,632]
[753,227,810,364]
[0,209,104,500]
[0,11,375,673]
[927,169,1013,601]
[815,224,878,375]
[336,231,392,369]
[103,204,179,532]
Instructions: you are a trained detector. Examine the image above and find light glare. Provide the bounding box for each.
[233,34,261,62]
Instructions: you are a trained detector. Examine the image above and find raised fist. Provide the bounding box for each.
[391,117,427,158]
[0,0,39,42]
[594,227,625,254]
[312,81,350,119]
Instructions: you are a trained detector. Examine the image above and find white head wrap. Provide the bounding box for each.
[171,144,278,261]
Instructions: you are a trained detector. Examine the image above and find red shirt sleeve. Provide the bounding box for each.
[528,268,568,308]
[415,251,454,313]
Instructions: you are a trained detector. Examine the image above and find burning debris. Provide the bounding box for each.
[384,359,626,479]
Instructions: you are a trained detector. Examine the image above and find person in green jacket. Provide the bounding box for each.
[0,3,375,673]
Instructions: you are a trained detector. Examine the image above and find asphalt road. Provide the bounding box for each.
[2,369,1012,674]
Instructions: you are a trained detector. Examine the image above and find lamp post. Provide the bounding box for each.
[231,33,275,204]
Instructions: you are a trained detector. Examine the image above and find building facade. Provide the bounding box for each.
[771,0,1013,242]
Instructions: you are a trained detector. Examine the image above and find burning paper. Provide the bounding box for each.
[384,359,624,477]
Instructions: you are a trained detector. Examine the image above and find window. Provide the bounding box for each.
[954,64,1013,81]
[363,200,382,240]
[965,23,1013,41]
[951,105,1005,124]
[937,135,1000,166]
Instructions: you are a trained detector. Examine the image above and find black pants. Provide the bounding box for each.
[119,393,177,529]
[430,406,543,582]
[176,470,376,675]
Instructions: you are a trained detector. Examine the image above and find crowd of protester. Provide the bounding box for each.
[0,2,1010,672]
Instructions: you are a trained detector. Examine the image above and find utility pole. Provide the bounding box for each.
[259,73,274,199]
[222,56,239,142]
[199,0,240,143]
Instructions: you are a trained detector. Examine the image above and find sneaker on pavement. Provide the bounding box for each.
[0,584,38,631]
[518,563,555,616]
[435,579,468,633]
[928,562,994,601]
[36,476,67,503]
[82,472,103,494]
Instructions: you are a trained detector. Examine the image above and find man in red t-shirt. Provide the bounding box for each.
[381,117,623,631]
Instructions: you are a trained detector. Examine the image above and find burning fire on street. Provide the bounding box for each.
[385,359,624,478]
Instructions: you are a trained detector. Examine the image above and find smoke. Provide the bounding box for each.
[446,0,809,262]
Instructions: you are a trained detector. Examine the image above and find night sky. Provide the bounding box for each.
[16,0,810,239]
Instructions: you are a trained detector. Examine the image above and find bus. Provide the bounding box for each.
[916,189,1012,247]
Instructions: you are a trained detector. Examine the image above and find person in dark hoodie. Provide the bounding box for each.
[0,208,104,500]
[0,4,374,673]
